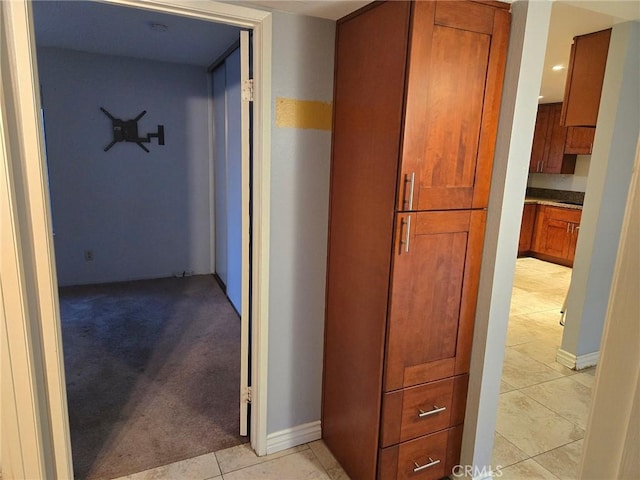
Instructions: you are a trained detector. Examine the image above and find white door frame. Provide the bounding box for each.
[0,1,272,477]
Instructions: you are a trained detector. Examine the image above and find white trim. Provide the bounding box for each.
[556,348,600,370]
[1,1,73,477]
[239,29,250,437]
[250,15,272,457]
[265,421,322,455]
[2,0,272,475]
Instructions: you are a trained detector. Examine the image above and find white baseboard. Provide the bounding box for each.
[556,348,599,370]
[265,420,321,455]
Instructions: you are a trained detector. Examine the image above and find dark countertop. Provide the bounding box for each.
[525,187,584,210]
[525,197,583,210]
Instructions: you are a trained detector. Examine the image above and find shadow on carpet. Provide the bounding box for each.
[59,275,247,479]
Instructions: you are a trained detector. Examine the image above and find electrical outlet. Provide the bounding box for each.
[84,250,94,262]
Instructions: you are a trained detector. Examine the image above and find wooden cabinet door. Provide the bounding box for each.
[567,224,579,263]
[565,127,595,154]
[530,106,550,173]
[322,3,412,479]
[540,218,570,258]
[561,29,611,127]
[384,210,486,392]
[398,1,509,211]
[544,104,573,173]
[518,203,537,255]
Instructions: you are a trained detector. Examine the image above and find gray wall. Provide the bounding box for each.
[527,154,590,192]
[562,21,640,358]
[266,12,335,435]
[38,48,212,286]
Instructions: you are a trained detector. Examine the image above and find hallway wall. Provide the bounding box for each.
[38,47,212,286]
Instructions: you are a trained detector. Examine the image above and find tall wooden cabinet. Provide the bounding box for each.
[322,2,510,479]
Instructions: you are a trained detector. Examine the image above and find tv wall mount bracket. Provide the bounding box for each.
[101,107,165,153]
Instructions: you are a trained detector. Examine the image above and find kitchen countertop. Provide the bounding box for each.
[525,197,583,210]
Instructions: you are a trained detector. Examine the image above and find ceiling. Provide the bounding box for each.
[32,0,639,96]
[540,1,639,103]
[32,1,241,67]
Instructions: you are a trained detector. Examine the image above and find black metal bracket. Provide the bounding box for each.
[101,107,165,153]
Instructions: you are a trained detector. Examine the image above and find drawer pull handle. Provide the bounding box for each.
[413,457,440,472]
[404,172,415,210]
[418,405,446,418]
[400,216,412,253]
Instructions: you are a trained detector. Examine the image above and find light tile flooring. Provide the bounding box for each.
[114,257,593,480]
[113,441,348,480]
[494,257,595,479]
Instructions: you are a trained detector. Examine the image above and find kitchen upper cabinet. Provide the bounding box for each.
[530,103,577,174]
[518,203,537,255]
[531,205,582,266]
[561,29,611,127]
[565,126,595,155]
[398,1,507,211]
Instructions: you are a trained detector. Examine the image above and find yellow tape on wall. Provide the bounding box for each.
[275,97,333,131]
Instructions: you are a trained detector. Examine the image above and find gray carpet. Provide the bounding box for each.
[59,275,247,479]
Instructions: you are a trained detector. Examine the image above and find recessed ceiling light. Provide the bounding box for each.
[552,65,565,71]
[538,95,544,99]
[150,22,169,32]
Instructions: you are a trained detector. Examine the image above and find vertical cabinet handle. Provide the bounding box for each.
[400,216,412,253]
[417,405,447,418]
[413,457,441,473]
[404,172,415,210]
[566,223,571,233]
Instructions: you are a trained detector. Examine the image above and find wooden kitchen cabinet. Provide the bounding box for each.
[531,205,582,266]
[565,126,595,154]
[518,203,537,255]
[322,2,510,479]
[560,29,611,127]
[529,103,577,174]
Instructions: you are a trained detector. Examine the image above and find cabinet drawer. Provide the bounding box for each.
[378,425,463,480]
[380,375,468,447]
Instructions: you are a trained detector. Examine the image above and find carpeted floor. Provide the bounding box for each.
[59,275,247,479]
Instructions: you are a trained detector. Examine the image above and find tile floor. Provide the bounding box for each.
[113,441,348,480]
[114,257,593,480]
[494,257,595,479]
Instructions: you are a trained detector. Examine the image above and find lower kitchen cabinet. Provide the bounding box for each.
[518,203,537,256]
[531,205,582,266]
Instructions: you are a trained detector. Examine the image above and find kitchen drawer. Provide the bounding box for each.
[378,425,463,480]
[380,375,468,447]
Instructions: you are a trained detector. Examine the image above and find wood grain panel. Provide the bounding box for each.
[380,375,469,447]
[472,8,510,207]
[385,212,484,391]
[518,203,537,255]
[565,126,595,155]
[435,0,495,34]
[322,3,411,479]
[414,25,489,210]
[561,29,611,127]
[545,103,576,174]
[454,210,487,375]
[378,427,464,480]
[530,105,551,172]
[396,430,448,480]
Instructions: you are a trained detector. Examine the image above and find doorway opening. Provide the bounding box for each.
[31,1,255,477]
